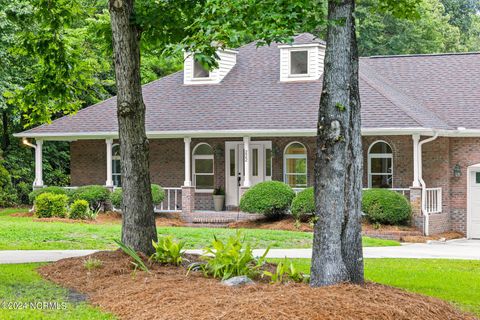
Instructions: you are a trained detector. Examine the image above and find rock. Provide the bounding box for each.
[221,275,255,287]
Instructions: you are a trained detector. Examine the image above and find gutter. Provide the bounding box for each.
[417,132,439,236]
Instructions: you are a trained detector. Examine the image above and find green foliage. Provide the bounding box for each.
[194,232,269,280]
[150,235,185,265]
[213,187,225,196]
[28,186,70,204]
[83,257,103,270]
[291,187,315,221]
[114,239,150,273]
[239,181,295,217]
[362,189,412,225]
[110,184,165,208]
[263,257,307,283]
[69,199,93,220]
[0,163,18,207]
[71,185,110,210]
[34,192,68,218]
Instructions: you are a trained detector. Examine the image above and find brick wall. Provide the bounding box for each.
[70,140,106,186]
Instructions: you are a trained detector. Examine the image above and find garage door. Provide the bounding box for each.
[469,170,480,238]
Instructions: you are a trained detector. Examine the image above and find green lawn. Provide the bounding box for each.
[0,263,114,320]
[0,208,399,250]
[274,258,480,316]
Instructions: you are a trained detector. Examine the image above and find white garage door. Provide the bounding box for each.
[469,170,480,238]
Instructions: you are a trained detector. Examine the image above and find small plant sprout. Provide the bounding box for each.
[114,239,150,273]
[84,257,103,271]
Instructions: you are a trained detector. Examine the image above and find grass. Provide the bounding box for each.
[272,258,480,316]
[0,263,114,320]
[0,208,399,250]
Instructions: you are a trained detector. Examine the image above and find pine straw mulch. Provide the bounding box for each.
[38,250,476,320]
[401,231,465,243]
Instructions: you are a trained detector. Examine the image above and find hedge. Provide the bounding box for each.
[362,188,412,225]
[110,184,165,208]
[28,186,71,204]
[71,185,110,210]
[69,199,93,220]
[35,193,69,218]
[239,181,295,217]
[291,187,315,221]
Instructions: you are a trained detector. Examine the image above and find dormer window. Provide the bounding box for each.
[193,59,209,78]
[290,50,309,75]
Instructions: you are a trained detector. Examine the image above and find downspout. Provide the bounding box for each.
[418,132,438,236]
[22,138,37,213]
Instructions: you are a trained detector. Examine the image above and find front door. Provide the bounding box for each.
[225,141,272,207]
[468,169,480,238]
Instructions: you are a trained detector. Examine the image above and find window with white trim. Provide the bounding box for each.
[290,50,309,75]
[284,142,307,188]
[193,143,214,190]
[193,57,209,78]
[368,141,393,188]
[112,144,121,187]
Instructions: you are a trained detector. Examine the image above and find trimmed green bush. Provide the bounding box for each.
[69,199,92,220]
[239,181,295,217]
[28,186,70,204]
[291,187,315,221]
[71,185,110,210]
[110,184,165,208]
[35,192,68,218]
[362,188,412,225]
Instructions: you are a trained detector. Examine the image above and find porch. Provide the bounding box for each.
[25,133,447,235]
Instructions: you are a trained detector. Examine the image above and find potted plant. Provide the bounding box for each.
[212,187,225,211]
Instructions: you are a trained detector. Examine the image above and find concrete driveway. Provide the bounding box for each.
[0,239,478,264]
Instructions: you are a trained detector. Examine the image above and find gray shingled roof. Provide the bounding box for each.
[16,33,480,138]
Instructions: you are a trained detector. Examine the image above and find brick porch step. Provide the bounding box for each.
[181,211,263,226]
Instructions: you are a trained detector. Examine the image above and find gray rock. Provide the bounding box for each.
[221,275,255,287]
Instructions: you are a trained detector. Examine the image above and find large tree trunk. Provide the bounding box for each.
[109,0,157,255]
[310,0,364,287]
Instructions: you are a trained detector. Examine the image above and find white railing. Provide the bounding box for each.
[157,187,182,213]
[423,187,442,214]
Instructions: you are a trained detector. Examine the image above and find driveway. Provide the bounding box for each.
[0,239,478,264]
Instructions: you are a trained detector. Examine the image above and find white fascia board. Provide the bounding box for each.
[15,127,480,141]
[278,43,325,49]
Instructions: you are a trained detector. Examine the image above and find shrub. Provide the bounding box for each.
[291,187,315,221]
[362,189,412,225]
[35,192,68,218]
[192,232,268,280]
[110,184,165,208]
[69,199,94,220]
[28,186,70,204]
[150,236,185,265]
[0,165,18,207]
[239,181,295,217]
[71,185,110,210]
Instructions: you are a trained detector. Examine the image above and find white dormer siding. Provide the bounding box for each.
[278,43,325,82]
[184,49,238,85]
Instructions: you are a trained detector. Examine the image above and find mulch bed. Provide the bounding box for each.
[38,250,476,320]
[11,211,185,227]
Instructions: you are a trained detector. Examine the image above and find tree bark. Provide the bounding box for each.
[109,0,157,255]
[310,0,364,286]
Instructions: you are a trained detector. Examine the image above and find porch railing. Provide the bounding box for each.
[157,187,182,213]
[423,187,442,214]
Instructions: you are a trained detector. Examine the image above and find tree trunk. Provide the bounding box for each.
[1,110,10,150]
[310,0,364,286]
[109,0,157,255]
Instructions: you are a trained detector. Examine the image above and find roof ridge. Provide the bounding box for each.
[363,51,480,59]
[359,63,451,130]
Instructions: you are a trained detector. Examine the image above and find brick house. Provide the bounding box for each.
[14,33,480,238]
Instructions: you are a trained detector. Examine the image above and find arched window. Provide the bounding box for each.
[193,143,214,190]
[112,144,121,187]
[368,141,393,188]
[284,142,307,188]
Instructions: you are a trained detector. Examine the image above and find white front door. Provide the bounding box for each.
[225,141,272,207]
[468,169,480,238]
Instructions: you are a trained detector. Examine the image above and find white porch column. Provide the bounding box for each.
[105,139,114,187]
[412,134,420,187]
[243,137,251,187]
[34,139,44,187]
[184,137,192,186]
